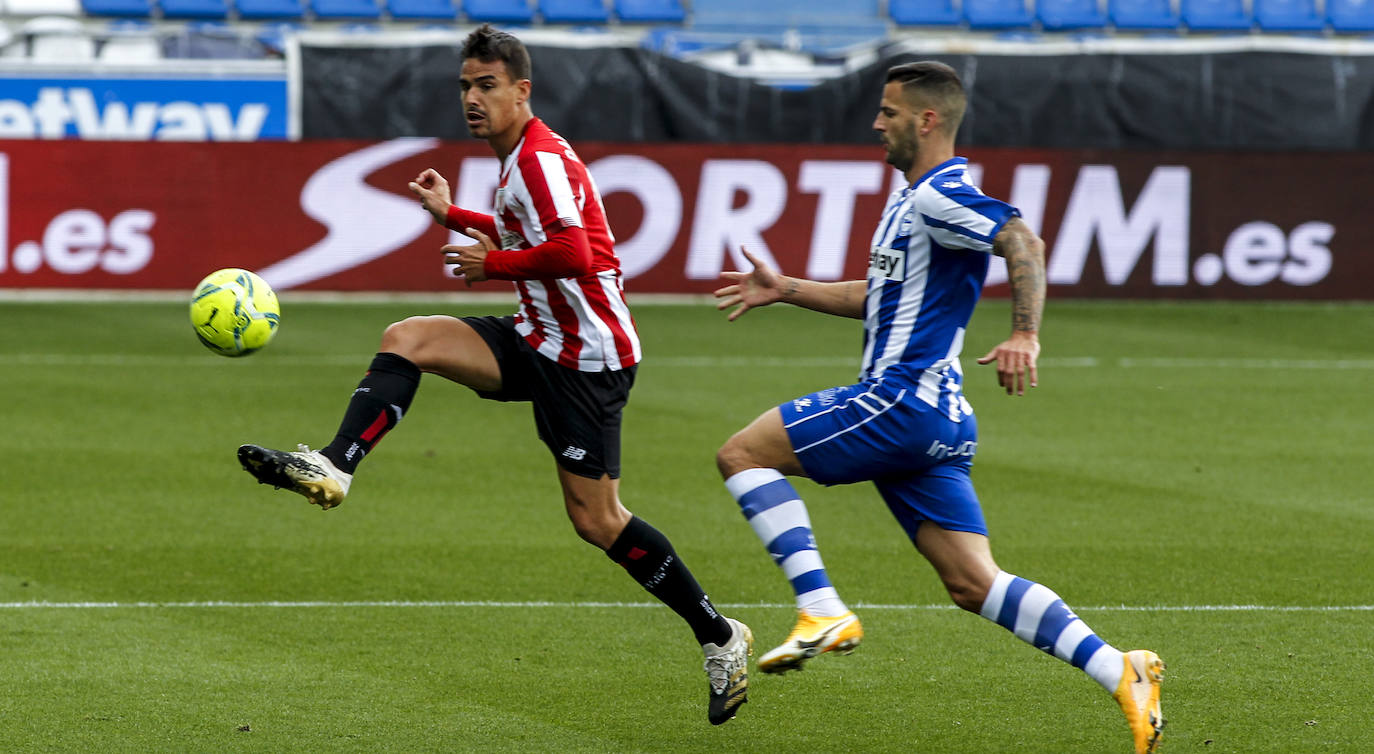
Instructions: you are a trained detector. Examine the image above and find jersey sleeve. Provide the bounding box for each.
[519,149,585,235]
[483,224,592,281]
[917,177,1020,254]
[444,206,499,239]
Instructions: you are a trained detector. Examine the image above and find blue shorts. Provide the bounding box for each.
[781,380,987,538]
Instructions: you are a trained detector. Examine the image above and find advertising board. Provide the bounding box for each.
[0,75,289,141]
[1,139,1365,298]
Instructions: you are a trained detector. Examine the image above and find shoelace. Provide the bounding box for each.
[703,647,744,692]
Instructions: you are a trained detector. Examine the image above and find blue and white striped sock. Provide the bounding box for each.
[725,468,848,617]
[980,571,1124,692]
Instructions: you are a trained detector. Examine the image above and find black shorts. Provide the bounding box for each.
[462,315,635,480]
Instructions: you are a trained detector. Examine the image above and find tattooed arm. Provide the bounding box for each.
[715,248,867,321]
[976,217,1046,395]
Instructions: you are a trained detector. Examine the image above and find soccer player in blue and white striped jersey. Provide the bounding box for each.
[713,61,1165,753]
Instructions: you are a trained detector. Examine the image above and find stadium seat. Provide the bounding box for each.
[797,21,889,53]
[464,0,534,22]
[386,0,455,20]
[963,0,1034,28]
[160,0,229,18]
[1037,0,1106,29]
[0,23,22,58]
[100,20,160,61]
[1328,0,1374,31]
[1181,0,1252,30]
[693,0,882,26]
[81,0,152,17]
[312,0,381,19]
[889,0,962,26]
[236,0,304,18]
[541,0,608,22]
[24,16,95,60]
[1255,0,1324,30]
[1108,0,1180,29]
[639,27,734,55]
[614,0,684,23]
[6,0,81,15]
[162,21,266,58]
[255,21,301,53]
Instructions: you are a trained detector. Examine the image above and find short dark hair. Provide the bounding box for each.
[461,24,531,82]
[885,61,966,134]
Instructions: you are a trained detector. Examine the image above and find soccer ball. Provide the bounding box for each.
[190,268,280,357]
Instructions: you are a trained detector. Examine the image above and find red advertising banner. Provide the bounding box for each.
[2,139,1369,298]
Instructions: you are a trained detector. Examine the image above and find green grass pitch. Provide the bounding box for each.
[1,297,1371,752]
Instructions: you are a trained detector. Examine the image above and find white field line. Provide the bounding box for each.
[0,600,1371,612]
[2,354,1373,370]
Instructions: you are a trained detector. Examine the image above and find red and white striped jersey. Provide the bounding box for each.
[490,117,640,372]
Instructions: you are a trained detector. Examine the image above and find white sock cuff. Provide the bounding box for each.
[724,467,786,500]
[797,587,846,616]
[1084,645,1125,693]
[979,570,1015,621]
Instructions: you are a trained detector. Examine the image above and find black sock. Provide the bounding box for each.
[321,353,421,474]
[606,516,732,647]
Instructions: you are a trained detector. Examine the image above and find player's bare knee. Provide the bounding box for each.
[378,316,430,357]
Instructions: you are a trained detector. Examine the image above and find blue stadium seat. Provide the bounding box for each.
[465,0,534,22]
[387,0,455,19]
[255,21,302,53]
[693,0,881,25]
[160,0,228,18]
[798,21,889,53]
[890,0,962,26]
[541,0,608,22]
[237,0,304,19]
[81,0,152,17]
[1328,0,1374,31]
[1108,0,1180,29]
[1037,0,1106,29]
[1181,0,1252,30]
[312,0,380,18]
[1255,0,1324,30]
[163,20,265,57]
[963,0,1034,28]
[615,0,684,23]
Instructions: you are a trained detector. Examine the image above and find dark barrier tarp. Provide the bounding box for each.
[300,42,1374,149]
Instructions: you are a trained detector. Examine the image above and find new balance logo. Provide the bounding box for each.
[926,439,977,460]
[561,446,587,461]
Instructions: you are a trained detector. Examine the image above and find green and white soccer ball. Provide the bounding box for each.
[190,268,281,357]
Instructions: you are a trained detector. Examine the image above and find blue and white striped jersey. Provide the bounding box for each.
[859,157,1020,421]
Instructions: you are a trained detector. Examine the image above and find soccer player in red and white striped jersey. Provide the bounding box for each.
[440,111,640,373]
[237,24,752,726]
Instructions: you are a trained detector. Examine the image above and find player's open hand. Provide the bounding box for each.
[976,332,1040,395]
[442,227,495,286]
[408,168,452,225]
[715,247,785,321]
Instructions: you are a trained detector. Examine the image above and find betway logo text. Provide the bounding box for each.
[0,87,268,141]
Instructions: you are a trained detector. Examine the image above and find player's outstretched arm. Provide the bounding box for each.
[715,247,865,321]
[977,217,1046,396]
